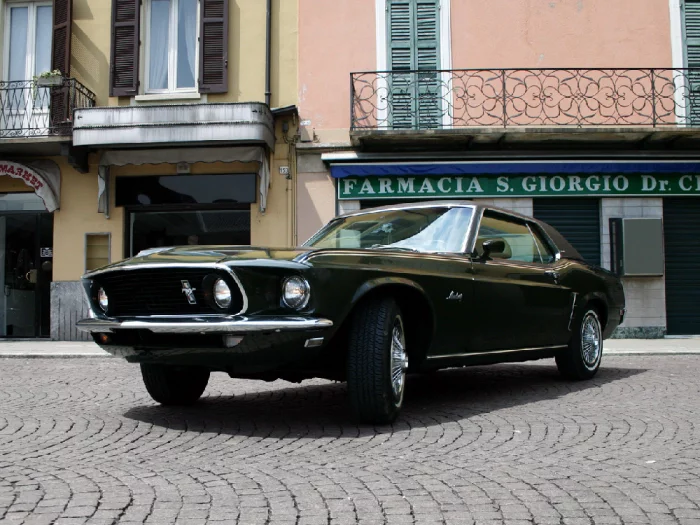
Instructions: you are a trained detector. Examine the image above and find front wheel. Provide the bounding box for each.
[347,297,408,424]
[556,307,603,380]
[140,363,210,405]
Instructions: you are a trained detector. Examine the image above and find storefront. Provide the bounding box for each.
[0,160,61,338]
[320,159,700,337]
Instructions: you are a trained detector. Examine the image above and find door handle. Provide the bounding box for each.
[544,270,560,282]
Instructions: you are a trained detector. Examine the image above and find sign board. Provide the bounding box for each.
[0,161,56,211]
[338,173,700,200]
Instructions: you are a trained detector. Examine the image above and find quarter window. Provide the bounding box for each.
[530,225,556,264]
[146,0,198,92]
[475,214,542,263]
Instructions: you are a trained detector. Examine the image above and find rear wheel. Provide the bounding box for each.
[556,307,603,380]
[140,363,210,405]
[347,297,408,424]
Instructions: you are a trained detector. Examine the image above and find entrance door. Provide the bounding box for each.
[664,198,700,335]
[0,208,53,338]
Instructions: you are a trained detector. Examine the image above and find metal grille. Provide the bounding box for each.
[0,78,96,138]
[351,68,700,130]
[95,268,244,317]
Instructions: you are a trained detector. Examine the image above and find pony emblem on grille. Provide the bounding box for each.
[181,280,197,305]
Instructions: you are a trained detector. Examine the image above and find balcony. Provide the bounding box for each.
[0,78,96,155]
[350,68,700,150]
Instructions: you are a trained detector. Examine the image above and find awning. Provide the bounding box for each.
[0,159,61,212]
[329,160,700,178]
[97,146,271,214]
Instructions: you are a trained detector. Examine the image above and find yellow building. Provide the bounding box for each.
[0,0,299,340]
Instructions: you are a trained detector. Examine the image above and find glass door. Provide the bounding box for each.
[0,199,53,338]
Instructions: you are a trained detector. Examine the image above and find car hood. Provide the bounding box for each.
[85,246,315,276]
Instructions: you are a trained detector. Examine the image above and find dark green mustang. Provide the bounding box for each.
[78,201,625,424]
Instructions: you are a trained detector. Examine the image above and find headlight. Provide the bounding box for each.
[282,276,310,310]
[97,288,109,311]
[213,279,232,308]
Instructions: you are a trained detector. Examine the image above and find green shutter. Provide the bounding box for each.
[682,0,700,123]
[387,0,441,129]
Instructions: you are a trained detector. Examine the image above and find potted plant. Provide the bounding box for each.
[34,69,64,87]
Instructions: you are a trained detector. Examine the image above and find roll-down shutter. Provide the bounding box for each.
[533,198,601,266]
[664,198,700,335]
[682,0,700,124]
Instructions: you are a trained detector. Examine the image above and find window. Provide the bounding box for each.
[3,2,52,126]
[475,214,543,263]
[530,225,556,264]
[85,233,111,272]
[4,2,52,82]
[387,0,441,129]
[146,0,198,92]
[305,206,474,253]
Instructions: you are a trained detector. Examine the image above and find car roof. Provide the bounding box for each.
[337,199,584,261]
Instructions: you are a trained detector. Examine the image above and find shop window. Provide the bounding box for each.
[85,233,110,272]
[128,209,250,256]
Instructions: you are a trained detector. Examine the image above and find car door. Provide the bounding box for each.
[470,211,571,351]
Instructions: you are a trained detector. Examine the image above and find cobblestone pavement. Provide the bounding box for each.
[2,357,700,525]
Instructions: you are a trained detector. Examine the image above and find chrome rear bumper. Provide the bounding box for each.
[76,316,333,334]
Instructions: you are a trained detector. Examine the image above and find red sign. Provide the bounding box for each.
[0,161,45,191]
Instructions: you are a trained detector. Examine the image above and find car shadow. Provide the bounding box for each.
[123,362,646,436]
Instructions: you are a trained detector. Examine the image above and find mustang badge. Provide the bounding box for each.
[181,280,197,304]
[446,291,463,302]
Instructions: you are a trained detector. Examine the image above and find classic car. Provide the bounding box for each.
[77,201,625,424]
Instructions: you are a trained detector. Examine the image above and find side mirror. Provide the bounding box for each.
[482,238,506,259]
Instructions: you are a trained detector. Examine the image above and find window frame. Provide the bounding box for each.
[143,0,200,94]
[475,212,547,265]
[2,1,53,83]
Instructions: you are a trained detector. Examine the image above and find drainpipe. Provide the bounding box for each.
[265,0,272,106]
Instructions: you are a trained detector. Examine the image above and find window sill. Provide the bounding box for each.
[133,92,205,103]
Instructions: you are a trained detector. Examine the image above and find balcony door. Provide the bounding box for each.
[2,2,53,135]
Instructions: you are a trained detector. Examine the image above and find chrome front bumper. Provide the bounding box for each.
[76,316,333,334]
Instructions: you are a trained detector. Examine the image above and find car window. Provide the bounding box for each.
[305,206,474,253]
[530,225,556,264]
[475,213,542,263]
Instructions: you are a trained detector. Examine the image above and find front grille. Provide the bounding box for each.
[95,268,245,317]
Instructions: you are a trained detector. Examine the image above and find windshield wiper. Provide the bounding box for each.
[369,244,421,252]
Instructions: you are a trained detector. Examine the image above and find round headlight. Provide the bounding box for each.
[282,276,310,310]
[213,279,232,308]
[97,288,109,312]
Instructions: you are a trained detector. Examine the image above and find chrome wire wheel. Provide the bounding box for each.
[580,311,602,370]
[390,316,408,404]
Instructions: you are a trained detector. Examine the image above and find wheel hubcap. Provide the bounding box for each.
[390,317,408,403]
[581,312,601,368]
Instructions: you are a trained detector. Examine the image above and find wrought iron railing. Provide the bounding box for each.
[0,78,96,138]
[351,68,700,130]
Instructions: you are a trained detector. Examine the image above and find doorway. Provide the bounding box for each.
[0,194,53,338]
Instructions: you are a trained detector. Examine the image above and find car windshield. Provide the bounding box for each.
[304,206,475,253]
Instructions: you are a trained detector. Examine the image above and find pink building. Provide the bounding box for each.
[296,0,700,338]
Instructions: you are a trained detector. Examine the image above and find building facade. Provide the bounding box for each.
[0,0,299,340]
[296,0,700,338]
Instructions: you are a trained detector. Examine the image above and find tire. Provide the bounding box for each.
[140,363,210,405]
[556,307,603,380]
[347,297,408,424]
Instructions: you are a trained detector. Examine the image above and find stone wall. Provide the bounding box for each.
[50,281,91,341]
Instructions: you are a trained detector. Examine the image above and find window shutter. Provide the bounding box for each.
[52,0,72,75]
[683,0,700,123]
[110,0,140,97]
[387,0,440,129]
[199,0,229,93]
[50,0,72,128]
